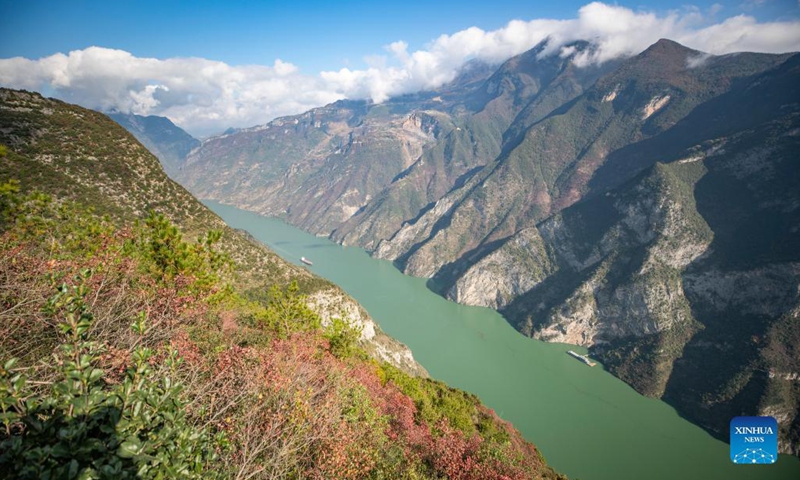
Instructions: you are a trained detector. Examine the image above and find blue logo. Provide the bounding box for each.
[730,416,778,464]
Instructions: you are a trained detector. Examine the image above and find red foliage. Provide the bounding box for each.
[350,365,431,454]
[170,331,203,366]
[97,344,130,382]
[428,419,488,480]
[1,226,553,480]
[349,364,544,480]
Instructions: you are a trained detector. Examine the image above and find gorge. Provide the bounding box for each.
[140,38,800,457]
[205,200,800,480]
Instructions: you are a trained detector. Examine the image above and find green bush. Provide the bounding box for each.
[0,273,223,479]
[257,280,322,338]
[324,317,363,358]
[127,211,228,294]
[379,363,480,436]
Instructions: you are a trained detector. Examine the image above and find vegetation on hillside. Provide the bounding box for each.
[107,41,800,455]
[0,178,564,479]
[0,87,427,378]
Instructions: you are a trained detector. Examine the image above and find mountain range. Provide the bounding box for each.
[113,38,800,454]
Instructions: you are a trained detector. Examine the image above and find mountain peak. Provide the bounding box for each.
[640,38,702,58]
[600,38,708,88]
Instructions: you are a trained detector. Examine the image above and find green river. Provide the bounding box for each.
[206,200,799,480]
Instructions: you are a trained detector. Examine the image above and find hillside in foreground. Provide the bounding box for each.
[0,89,565,479]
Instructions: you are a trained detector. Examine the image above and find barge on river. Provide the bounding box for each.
[567,350,596,367]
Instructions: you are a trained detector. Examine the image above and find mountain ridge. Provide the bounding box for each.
[0,88,425,377]
[108,112,200,179]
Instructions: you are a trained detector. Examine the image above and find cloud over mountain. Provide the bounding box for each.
[0,49,340,137]
[2,2,798,136]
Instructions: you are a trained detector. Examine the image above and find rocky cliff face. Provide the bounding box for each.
[331,41,613,251]
[307,288,427,377]
[456,89,800,449]
[180,101,452,237]
[174,59,499,240]
[377,41,789,282]
[452,161,709,351]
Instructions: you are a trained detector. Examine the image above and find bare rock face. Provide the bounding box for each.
[374,194,460,267]
[447,227,553,309]
[683,264,800,317]
[307,289,427,377]
[451,160,711,348]
[179,102,449,238]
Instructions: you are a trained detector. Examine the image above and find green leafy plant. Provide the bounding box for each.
[258,280,321,338]
[0,272,223,479]
[128,211,228,294]
[324,317,363,358]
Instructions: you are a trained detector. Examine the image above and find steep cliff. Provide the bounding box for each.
[451,71,800,449]
[378,41,790,281]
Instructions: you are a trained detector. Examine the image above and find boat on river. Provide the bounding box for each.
[300,256,313,266]
[567,350,596,366]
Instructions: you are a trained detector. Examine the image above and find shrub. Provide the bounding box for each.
[257,280,321,338]
[324,317,363,358]
[127,211,229,296]
[0,181,563,479]
[0,274,223,479]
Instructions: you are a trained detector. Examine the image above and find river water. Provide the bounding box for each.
[206,200,799,480]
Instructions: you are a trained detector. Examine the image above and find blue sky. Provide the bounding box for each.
[1,1,799,136]
[2,0,797,71]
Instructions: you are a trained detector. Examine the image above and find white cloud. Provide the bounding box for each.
[320,2,800,104]
[0,47,342,136]
[686,52,714,68]
[1,2,799,136]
